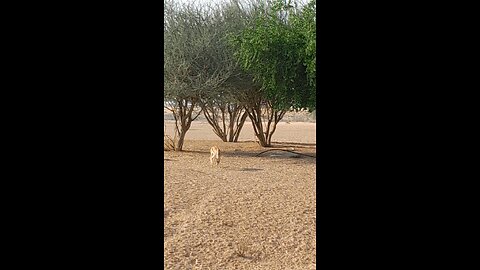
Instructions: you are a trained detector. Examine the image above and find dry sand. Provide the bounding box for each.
[164,121,316,144]
[164,118,316,270]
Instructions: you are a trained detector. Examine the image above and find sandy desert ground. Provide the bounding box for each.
[164,115,316,270]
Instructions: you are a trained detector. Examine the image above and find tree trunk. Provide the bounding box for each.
[232,111,248,142]
[175,129,187,151]
[265,109,286,145]
[227,108,237,142]
[227,105,248,142]
[202,102,248,143]
[245,102,267,146]
[245,101,286,147]
[166,98,202,151]
[203,104,228,142]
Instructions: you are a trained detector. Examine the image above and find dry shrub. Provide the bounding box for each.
[164,123,178,151]
[233,235,262,260]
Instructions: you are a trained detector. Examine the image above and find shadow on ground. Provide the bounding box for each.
[238,168,263,172]
[178,149,316,165]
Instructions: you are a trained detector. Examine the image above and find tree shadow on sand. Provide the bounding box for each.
[238,168,263,172]
[181,148,316,165]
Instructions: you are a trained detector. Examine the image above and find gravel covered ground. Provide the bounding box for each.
[164,123,316,269]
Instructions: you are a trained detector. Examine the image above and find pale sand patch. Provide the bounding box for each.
[164,120,316,144]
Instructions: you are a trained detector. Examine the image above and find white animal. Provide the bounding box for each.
[210,146,220,166]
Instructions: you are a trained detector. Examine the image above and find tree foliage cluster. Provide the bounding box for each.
[164,0,316,150]
[230,0,316,111]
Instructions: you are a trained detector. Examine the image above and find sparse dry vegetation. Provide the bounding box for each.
[164,123,178,151]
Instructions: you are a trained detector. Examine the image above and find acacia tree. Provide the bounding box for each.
[229,0,316,146]
[290,0,316,109]
[195,1,250,142]
[164,1,235,150]
[200,88,249,142]
[238,84,286,147]
[196,0,263,143]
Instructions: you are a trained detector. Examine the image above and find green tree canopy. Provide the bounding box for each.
[229,0,316,111]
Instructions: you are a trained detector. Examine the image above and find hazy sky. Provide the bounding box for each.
[173,0,234,5]
[171,0,308,7]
